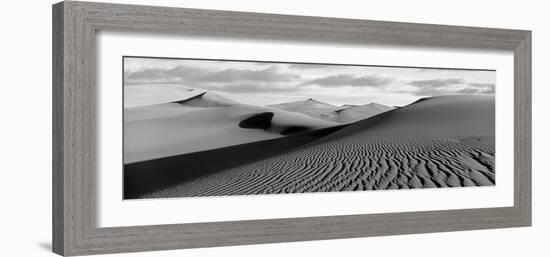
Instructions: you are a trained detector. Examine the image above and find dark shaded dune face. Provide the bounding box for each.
[141,95,496,198]
[238,112,328,136]
[124,123,349,198]
[239,112,274,130]
[281,126,309,135]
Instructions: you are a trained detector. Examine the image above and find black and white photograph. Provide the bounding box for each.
[123,57,496,199]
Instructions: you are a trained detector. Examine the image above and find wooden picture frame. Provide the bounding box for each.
[52,1,531,256]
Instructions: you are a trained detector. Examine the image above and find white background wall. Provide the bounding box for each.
[0,0,548,256]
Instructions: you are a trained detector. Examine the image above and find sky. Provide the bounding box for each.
[124,57,495,107]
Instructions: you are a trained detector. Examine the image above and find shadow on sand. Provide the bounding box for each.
[124,124,348,199]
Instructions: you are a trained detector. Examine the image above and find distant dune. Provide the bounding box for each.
[124,84,203,108]
[268,98,341,121]
[124,87,339,163]
[138,95,496,198]
[336,103,395,123]
[269,99,395,123]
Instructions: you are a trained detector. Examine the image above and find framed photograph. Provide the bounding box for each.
[52,1,531,256]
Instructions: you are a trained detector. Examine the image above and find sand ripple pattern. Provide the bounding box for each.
[145,136,495,198]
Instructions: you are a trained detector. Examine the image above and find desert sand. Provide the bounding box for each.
[125,94,496,198]
[124,87,340,163]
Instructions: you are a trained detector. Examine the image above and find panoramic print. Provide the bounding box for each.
[123,57,496,199]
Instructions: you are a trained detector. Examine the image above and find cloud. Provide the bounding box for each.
[252,62,273,66]
[199,82,298,93]
[301,74,394,87]
[125,66,205,84]
[469,82,495,88]
[197,66,299,83]
[468,82,495,94]
[413,68,446,72]
[404,78,495,96]
[404,88,451,96]
[480,88,495,94]
[407,78,465,88]
[454,88,484,94]
[288,63,332,70]
[125,65,299,85]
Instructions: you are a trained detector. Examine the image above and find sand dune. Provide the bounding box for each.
[124,91,339,164]
[269,99,394,123]
[336,103,395,123]
[268,99,341,121]
[324,95,494,140]
[138,95,496,198]
[174,91,237,107]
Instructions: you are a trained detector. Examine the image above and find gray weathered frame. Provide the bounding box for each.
[52,1,531,256]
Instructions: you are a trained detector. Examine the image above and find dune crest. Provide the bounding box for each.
[174,91,237,107]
